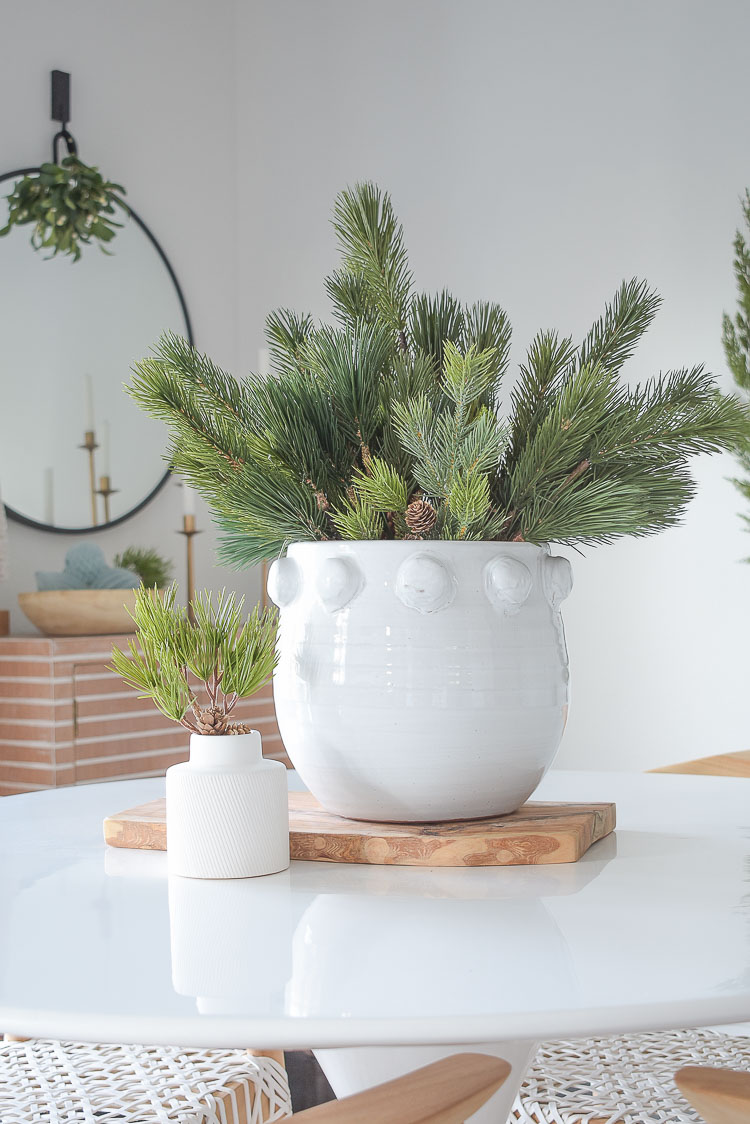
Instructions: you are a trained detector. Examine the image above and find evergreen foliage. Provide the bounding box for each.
[1,156,125,261]
[114,547,173,589]
[110,586,278,734]
[722,189,750,536]
[129,183,747,566]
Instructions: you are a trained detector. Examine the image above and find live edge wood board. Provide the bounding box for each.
[104,794,615,867]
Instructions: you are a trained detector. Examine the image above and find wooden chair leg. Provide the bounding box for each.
[248,1047,285,1068]
[247,1048,288,1122]
[675,1065,750,1124]
[289,1053,510,1123]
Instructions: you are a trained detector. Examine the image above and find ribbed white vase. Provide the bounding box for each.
[166,731,290,879]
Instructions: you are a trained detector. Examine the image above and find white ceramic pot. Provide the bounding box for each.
[166,731,290,878]
[268,541,572,823]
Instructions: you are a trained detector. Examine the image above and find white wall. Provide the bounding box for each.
[237,0,750,771]
[3,0,749,772]
[0,0,263,629]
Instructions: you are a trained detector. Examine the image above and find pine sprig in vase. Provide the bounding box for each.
[128,183,748,565]
[110,586,278,735]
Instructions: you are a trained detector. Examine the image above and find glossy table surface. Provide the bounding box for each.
[1,770,749,1049]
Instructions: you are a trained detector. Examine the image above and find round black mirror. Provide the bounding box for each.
[0,167,192,532]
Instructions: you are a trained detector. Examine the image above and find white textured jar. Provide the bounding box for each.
[166,731,290,878]
[268,541,573,823]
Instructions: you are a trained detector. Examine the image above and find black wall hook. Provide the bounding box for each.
[50,70,77,161]
[51,70,70,126]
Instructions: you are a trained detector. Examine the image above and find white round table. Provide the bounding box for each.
[2,770,749,1120]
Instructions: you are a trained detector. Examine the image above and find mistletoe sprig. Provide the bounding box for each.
[1,156,126,261]
[128,183,748,564]
[110,586,278,735]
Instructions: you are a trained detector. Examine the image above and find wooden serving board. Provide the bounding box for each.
[103,794,615,867]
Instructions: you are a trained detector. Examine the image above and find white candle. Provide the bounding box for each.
[182,483,196,516]
[258,347,271,377]
[84,374,95,431]
[101,419,111,476]
[43,467,54,524]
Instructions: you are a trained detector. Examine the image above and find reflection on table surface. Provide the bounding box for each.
[1,771,749,1044]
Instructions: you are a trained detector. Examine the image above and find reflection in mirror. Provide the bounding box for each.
[0,172,191,530]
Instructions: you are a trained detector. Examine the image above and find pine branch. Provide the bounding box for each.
[723,191,750,552]
[265,309,314,376]
[409,290,465,373]
[300,321,393,453]
[504,362,620,531]
[354,458,410,513]
[127,185,743,560]
[578,278,662,374]
[330,496,385,540]
[392,393,444,497]
[324,269,378,327]
[130,338,257,470]
[515,460,695,545]
[462,301,512,406]
[245,363,353,502]
[446,472,492,539]
[591,367,748,466]
[506,331,578,467]
[457,408,508,475]
[146,332,251,424]
[332,183,412,340]
[110,587,278,731]
[723,314,750,392]
[442,342,498,415]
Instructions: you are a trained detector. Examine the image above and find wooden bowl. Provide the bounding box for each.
[17,589,138,636]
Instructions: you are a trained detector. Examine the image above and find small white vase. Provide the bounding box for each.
[166,731,290,879]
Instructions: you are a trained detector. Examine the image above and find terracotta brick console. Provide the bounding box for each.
[0,634,290,796]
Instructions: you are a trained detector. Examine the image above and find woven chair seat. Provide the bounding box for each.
[512,1028,750,1123]
[0,1039,292,1124]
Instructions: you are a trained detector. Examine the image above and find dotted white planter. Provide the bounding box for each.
[268,541,572,823]
[166,731,290,878]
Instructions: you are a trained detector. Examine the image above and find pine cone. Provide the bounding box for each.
[193,706,230,735]
[228,722,256,735]
[405,498,437,537]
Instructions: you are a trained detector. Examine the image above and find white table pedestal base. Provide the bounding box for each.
[314,1039,538,1121]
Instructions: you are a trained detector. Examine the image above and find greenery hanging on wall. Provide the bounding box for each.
[129,183,747,566]
[0,155,126,261]
[722,188,750,539]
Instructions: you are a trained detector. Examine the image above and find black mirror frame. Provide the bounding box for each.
[0,166,194,534]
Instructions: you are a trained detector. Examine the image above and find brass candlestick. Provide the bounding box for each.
[78,430,99,525]
[178,513,202,622]
[95,475,119,523]
[261,560,269,608]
